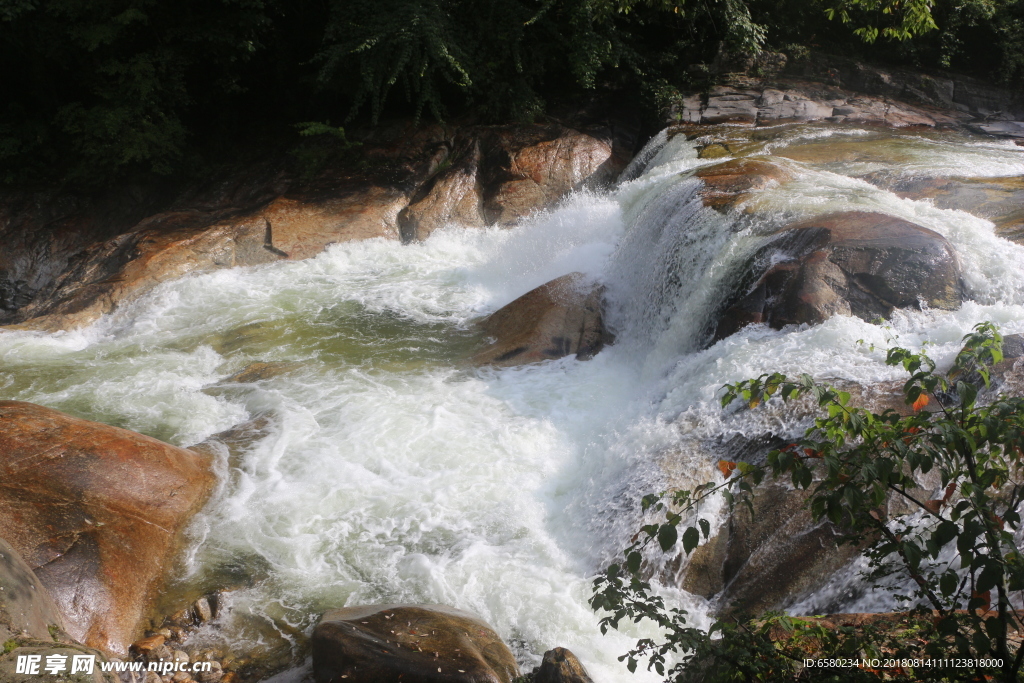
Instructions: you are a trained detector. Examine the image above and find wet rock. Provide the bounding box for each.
[715,211,964,340]
[311,604,520,683]
[2,119,633,331]
[400,138,486,241]
[130,635,167,659]
[472,273,611,367]
[0,401,217,654]
[694,159,793,212]
[480,125,627,227]
[863,175,1024,245]
[682,482,860,616]
[193,598,213,623]
[0,538,65,643]
[969,120,1024,140]
[534,648,594,683]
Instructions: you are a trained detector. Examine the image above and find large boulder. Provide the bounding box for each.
[0,401,216,654]
[311,604,520,683]
[472,273,611,367]
[399,125,631,241]
[715,211,964,340]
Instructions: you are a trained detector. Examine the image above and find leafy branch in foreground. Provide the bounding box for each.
[592,322,1024,682]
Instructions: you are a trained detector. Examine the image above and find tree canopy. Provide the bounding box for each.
[1,0,1021,187]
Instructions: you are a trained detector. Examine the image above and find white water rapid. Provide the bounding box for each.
[2,123,1024,681]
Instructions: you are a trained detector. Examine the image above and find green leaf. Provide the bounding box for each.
[976,563,1002,593]
[940,570,958,597]
[682,526,699,554]
[626,551,642,574]
[657,523,677,552]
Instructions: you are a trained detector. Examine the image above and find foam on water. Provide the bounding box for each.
[2,123,1023,680]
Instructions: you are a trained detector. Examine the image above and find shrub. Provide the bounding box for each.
[592,322,1024,682]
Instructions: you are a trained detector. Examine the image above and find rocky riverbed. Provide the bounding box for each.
[3,57,1024,683]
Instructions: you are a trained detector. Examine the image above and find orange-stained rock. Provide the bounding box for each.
[312,604,519,683]
[399,139,487,242]
[694,159,793,211]
[714,211,963,340]
[472,273,611,367]
[0,401,216,654]
[481,126,627,227]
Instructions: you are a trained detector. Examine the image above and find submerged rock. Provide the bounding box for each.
[311,604,519,683]
[715,211,964,340]
[864,174,1024,245]
[472,273,611,367]
[0,401,216,654]
[694,158,793,212]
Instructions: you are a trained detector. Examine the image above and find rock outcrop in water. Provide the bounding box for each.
[715,211,964,340]
[400,126,627,241]
[472,273,611,367]
[0,401,216,654]
[1,120,634,332]
[864,175,1024,245]
[311,604,520,683]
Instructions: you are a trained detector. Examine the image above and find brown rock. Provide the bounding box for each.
[0,401,216,654]
[481,126,626,226]
[864,175,1024,245]
[715,211,963,340]
[682,483,860,616]
[400,138,486,242]
[0,538,65,643]
[130,635,167,658]
[472,273,610,367]
[694,159,793,212]
[534,648,594,683]
[311,604,520,683]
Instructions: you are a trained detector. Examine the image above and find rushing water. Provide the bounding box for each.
[2,123,1024,681]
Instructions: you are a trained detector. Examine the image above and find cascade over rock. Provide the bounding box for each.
[0,401,216,654]
[472,273,611,367]
[2,121,634,332]
[311,604,520,683]
[863,174,1024,245]
[715,211,964,340]
[694,158,794,211]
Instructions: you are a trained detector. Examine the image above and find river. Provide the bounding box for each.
[2,122,1023,681]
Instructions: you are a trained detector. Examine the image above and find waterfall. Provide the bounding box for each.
[2,123,1024,681]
